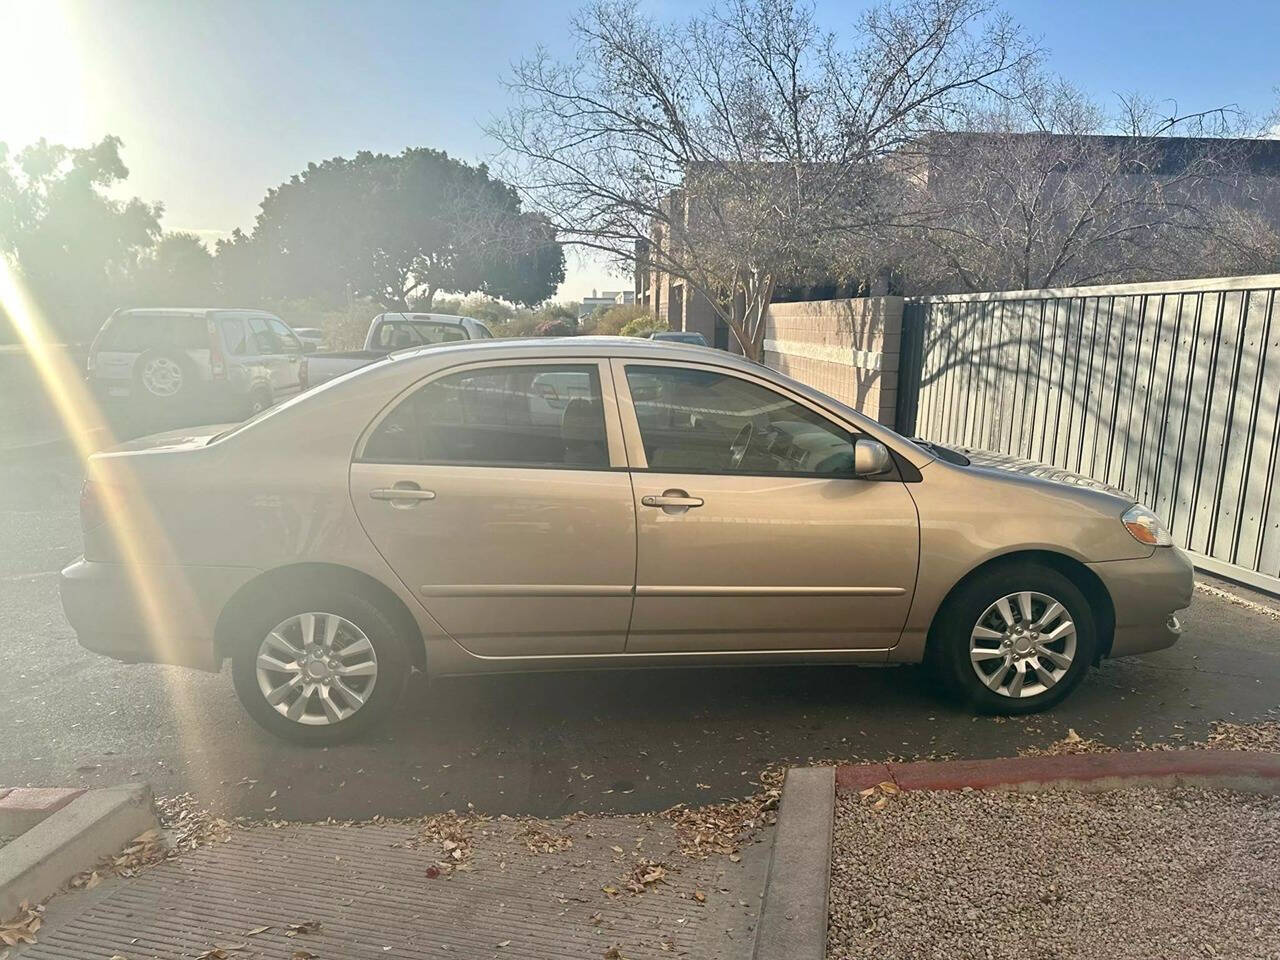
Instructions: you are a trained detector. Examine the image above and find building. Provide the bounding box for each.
[634,134,1280,341]
[577,289,635,321]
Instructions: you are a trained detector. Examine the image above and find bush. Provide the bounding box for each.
[584,303,654,336]
[534,318,575,336]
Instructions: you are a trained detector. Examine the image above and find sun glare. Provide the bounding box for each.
[0,0,89,148]
[0,256,221,793]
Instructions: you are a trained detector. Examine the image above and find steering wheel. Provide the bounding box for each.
[729,422,754,469]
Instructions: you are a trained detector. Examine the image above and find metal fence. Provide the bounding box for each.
[904,275,1280,593]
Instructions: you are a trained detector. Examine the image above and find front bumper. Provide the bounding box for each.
[1088,546,1195,658]
[60,557,255,672]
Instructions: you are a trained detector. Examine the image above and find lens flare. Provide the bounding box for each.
[1,256,222,797]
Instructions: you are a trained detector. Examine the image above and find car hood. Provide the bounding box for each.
[958,447,1133,500]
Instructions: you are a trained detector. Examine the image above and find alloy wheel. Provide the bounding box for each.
[254,612,378,725]
[969,591,1077,698]
[141,357,184,397]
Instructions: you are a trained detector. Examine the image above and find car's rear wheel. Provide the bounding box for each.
[930,563,1097,714]
[230,588,409,744]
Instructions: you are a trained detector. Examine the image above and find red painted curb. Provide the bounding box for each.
[0,787,86,814]
[836,750,1280,794]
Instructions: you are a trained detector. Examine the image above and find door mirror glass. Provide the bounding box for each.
[853,438,893,478]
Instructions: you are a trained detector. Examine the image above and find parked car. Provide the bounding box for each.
[289,326,326,350]
[87,307,309,420]
[300,312,493,388]
[649,330,708,346]
[61,337,1192,743]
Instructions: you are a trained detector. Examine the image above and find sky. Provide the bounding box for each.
[1,0,1278,301]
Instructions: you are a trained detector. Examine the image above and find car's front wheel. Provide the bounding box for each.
[230,588,409,744]
[930,563,1097,714]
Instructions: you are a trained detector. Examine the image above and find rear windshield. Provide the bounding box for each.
[374,320,469,349]
[98,312,208,352]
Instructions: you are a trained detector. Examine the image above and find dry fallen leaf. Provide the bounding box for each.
[693,890,707,903]
[285,921,321,938]
[245,925,271,937]
[496,940,512,948]
[604,947,628,960]
[291,951,316,960]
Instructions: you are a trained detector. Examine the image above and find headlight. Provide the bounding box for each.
[1122,504,1173,546]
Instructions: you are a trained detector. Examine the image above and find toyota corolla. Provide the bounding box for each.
[60,338,1193,743]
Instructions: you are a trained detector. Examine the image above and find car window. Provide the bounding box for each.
[98,312,207,352]
[247,316,279,354]
[268,317,301,354]
[219,316,248,355]
[362,363,609,468]
[375,321,469,349]
[625,364,856,475]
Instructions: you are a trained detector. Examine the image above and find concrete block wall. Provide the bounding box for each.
[762,297,904,426]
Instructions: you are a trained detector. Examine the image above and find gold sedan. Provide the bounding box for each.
[61,338,1193,742]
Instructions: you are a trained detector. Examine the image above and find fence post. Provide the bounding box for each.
[894,301,925,436]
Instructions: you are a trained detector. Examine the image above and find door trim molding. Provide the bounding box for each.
[634,585,906,597]
[419,584,634,598]
[420,584,906,598]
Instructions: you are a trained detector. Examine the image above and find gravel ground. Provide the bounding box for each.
[828,787,1280,960]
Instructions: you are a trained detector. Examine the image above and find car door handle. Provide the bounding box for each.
[370,487,436,502]
[641,493,703,508]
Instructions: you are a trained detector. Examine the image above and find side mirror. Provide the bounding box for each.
[853,438,893,478]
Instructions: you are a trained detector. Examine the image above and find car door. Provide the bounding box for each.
[266,317,304,395]
[612,359,919,653]
[349,358,636,656]
[245,315,287,391]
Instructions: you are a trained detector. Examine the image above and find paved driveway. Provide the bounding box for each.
[3,452,1278,821]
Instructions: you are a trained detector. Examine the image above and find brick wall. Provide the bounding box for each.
[762,297,904,426]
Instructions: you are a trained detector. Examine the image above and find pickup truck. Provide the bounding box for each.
[300,312,494,388]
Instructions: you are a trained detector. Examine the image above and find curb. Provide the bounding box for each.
[752,766,834,960]
[0,788,85,834]
[836,749,1280,796]
[0,783,156,920]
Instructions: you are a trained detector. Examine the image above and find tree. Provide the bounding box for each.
[894,74,1280,292]
[0,136,160,340]
[129,232,216,305]
[492,0,1032,358]
[222,148,565,310]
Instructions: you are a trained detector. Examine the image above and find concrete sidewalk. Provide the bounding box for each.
[17,810,772,959]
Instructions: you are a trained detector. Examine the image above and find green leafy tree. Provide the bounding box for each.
[0,136,160,340]
[223,148,565,310]
[129,232,216,305]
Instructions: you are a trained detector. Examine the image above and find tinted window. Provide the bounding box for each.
[363,364,609,468]
[220,317,248,355]
[625,365,855,475]
[99,312,207,352]
[375,321,468,349]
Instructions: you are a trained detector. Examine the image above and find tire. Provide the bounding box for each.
[929,563,1097,715]
[134,349,195,404]
[230,587,410,744]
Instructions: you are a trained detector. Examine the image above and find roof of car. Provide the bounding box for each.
[118,307,278,316]
[377,312,477,325]
[388,335,762,371]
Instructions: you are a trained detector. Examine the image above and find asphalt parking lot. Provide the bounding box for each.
[3,450,1279,822]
